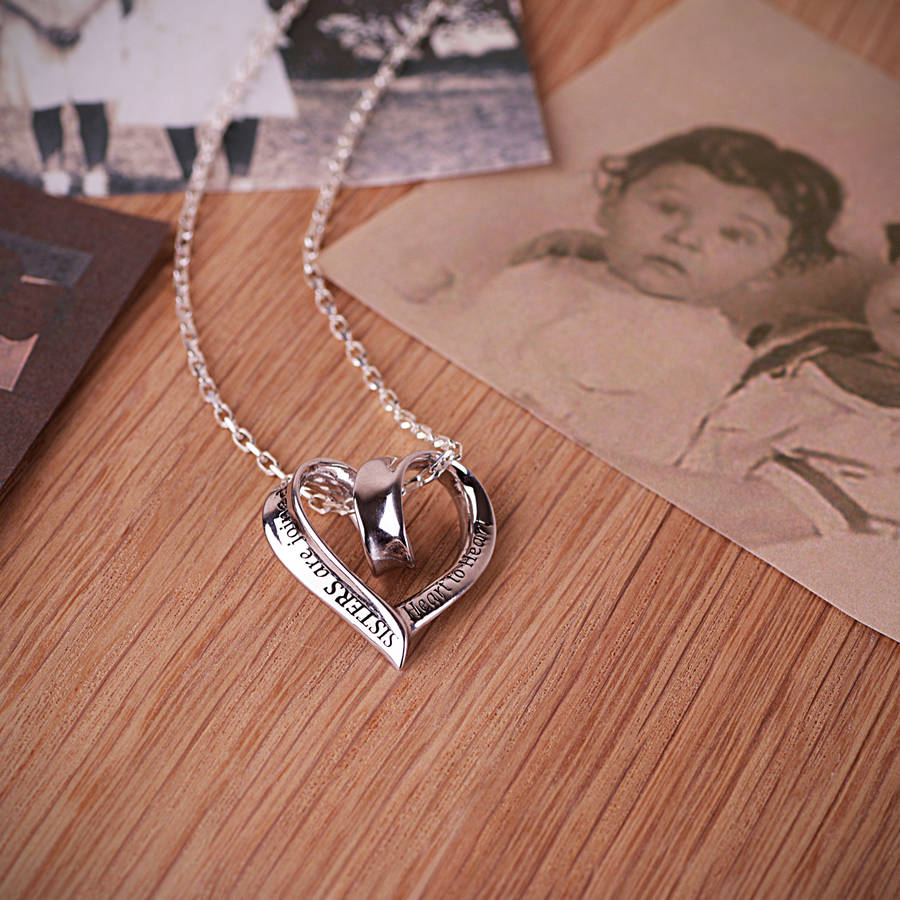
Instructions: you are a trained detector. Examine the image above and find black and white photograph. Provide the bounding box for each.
[0,0,550,195]
[0,175,168,486]
[320,0,900,638]
[0,229,90,393]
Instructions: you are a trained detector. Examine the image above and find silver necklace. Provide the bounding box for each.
[173,0,496,669]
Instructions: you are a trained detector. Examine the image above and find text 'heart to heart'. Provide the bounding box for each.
[262,452,496,669]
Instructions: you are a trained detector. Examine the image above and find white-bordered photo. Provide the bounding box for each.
[0,0,549,195]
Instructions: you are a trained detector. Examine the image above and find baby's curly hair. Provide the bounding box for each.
[603,126,843,271]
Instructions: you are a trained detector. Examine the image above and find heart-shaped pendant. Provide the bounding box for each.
[262,452,496,669]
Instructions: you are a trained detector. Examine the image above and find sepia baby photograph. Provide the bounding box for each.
[322,0,900,638]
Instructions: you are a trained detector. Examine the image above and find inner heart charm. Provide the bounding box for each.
[262,452,496,669]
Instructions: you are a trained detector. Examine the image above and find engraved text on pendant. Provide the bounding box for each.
[262,453,496,669]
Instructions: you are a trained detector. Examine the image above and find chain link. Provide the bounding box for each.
[174,0,461,514]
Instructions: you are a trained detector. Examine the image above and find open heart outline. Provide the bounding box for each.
[262,455,496,669]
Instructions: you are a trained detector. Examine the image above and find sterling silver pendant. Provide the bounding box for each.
[262,451,496,669]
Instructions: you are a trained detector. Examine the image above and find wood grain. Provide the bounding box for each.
[2,1,899,897]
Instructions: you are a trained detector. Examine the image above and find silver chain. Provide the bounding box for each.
[174,0,461,515]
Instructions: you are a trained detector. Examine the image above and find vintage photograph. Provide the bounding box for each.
[0,229,91,392]
[0,0,549,196]
[0,176,167,487]
[321,0,900,637]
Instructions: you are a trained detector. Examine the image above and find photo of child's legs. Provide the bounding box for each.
[31,106,68,196]
[30,103,111,196]
[75,102,110,196]
[224,117,258,190]
[165,118,258,188]
[166,126,198,182]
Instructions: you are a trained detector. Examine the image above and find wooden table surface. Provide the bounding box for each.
[3,1,899,897]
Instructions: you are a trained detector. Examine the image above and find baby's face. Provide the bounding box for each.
[600,162,792,303]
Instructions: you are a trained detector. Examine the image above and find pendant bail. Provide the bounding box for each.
[352,454,425,575]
